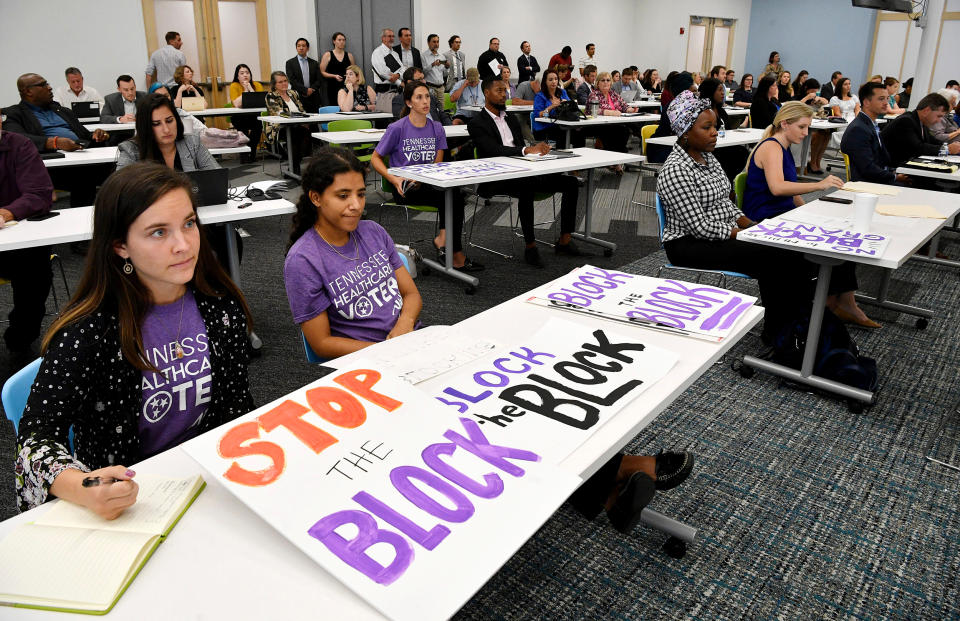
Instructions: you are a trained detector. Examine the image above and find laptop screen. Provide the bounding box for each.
[186,168,229,206]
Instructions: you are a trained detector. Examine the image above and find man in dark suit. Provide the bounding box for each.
[393,27,423,72]
[100,75,146,123]
[3,73,112,207]
[819,71,842,102]
[285,37,323,112]
[840,82,907,185]
[468,76,580,267]
[390,68,451,124]
[477,38,509,80]
[517,41,540,83]
[882,92,960,167]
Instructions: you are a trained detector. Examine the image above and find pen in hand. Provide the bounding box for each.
[82,469,136,487]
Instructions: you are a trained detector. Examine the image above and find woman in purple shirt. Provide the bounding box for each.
[371,80,483,272]
[285,148,423,358]
[16,163,254,515]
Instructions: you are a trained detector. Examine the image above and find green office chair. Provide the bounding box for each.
[734,172,747,211]
[327,119,376,163]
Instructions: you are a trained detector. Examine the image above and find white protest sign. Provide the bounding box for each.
[389,159,528,181]
[182,367,580,621]
[527,266,757,341]
[737,220,890,257]
[428,318,679,464]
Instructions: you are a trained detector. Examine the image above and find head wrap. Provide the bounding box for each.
[667,89,712,137]
[148,82,165,94]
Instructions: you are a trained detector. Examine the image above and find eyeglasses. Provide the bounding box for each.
[26,80,49,89]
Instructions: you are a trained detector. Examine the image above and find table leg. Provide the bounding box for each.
[854,268,934,319]
[283,125,301,181]
[796,132,815,181]
[742,256,875,404]
[911,231,960,268]
[418,188,479,290]
[570,167,617,255]
[223,223,262,350]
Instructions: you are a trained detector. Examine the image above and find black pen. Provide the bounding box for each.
[82,476,123,487]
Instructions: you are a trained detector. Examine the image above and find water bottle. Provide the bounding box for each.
[939,141,949,158]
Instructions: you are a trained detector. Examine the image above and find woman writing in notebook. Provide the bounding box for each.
[15,163,255,516]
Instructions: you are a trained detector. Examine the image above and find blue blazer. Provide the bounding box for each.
[840,113,895,184]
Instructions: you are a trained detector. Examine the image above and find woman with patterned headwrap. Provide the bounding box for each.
[655,90,817,344]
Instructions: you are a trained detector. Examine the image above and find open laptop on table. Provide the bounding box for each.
[186,168,229,206]
[241,91,267,108]
[71,101,100,119]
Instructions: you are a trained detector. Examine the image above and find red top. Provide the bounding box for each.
[547,54,573,81]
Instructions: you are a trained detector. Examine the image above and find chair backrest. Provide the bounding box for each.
[734,171,747,210]
[640,124,658,155]
[397,251,411,272]
[841,152,851,181]
[317,105,341,131]
[327,119,373,132]
[443,92,455,113]
[654,194,666,247]
[2,358,42,436]
[301,332,326,364]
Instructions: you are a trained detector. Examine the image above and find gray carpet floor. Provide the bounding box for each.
[1,153,958,619]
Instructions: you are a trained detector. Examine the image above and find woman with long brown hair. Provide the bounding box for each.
[15,162,254,516]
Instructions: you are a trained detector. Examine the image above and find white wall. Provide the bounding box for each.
[267,0,317,77]
[413,0,750,81]
[0,1,149,106]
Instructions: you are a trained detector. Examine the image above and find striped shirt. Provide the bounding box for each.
[656,144,743,242]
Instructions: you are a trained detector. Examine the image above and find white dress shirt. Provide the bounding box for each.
[54,85,104,105]
[371,43,401,86]
[422,49,446,86]
[485,108,515,147]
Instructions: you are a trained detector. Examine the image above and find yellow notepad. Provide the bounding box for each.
[842,182,901,196]
[875,204,946,219]
[0,474,204,615]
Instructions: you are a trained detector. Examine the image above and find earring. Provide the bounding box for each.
[122,259,134,275]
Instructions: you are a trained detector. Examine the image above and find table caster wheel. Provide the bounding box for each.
[915,317,928,330]
[662,536,687,559]
[465,285,476,295]
[739,364,755,379]
[604,249,614,257]
[848,400,864,414]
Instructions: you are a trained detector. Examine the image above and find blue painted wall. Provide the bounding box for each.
[744,0,877,87]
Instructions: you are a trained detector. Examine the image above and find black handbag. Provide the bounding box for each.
[551,99,584,122]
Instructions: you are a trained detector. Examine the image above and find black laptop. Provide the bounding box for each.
[186,169,229,206]
[241,91,267,108]
[70,101,100,119]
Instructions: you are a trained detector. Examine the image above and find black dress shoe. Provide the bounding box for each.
[455,257,485,272]
[554,239,581,256]
[654,451,694,491]
[606,471,656,534]
[524,246,544,268]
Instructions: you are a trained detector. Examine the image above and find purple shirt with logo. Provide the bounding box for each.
[284,220,405,342]
[139,289,211,458]
[374,116,447,168]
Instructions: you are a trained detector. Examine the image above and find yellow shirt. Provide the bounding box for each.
[229,81,264,104]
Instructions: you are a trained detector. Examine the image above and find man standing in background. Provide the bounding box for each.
[393,27,423,72]
[517,41,540,83]
[145,31,186,88]
[422,34,448,104]
[444,34,466,92]
[286,38,322,112]
[477,38,508,80]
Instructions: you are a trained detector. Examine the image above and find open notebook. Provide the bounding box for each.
[0,474,204,615]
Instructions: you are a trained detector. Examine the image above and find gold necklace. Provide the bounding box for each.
[315,226,359,261]
[155,292,187,359]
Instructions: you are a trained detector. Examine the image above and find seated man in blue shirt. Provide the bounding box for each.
[3,73,113,207]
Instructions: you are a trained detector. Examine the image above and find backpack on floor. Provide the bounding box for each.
[772,309,879,392]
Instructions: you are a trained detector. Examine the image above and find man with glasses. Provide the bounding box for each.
[2,73,111,207]
[371,28,402,94]
[444,35,465,92]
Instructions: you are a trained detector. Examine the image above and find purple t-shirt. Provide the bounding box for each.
[374,116,447,168]
[284,220,405,342]
[139,289,211,458]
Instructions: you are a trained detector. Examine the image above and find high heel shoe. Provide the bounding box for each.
[606,472,656,534]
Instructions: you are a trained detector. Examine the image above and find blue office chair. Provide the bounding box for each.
[299,252,412,364]
[654,194,752,289]
[2,358,74,451]
[317,105,341,131]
